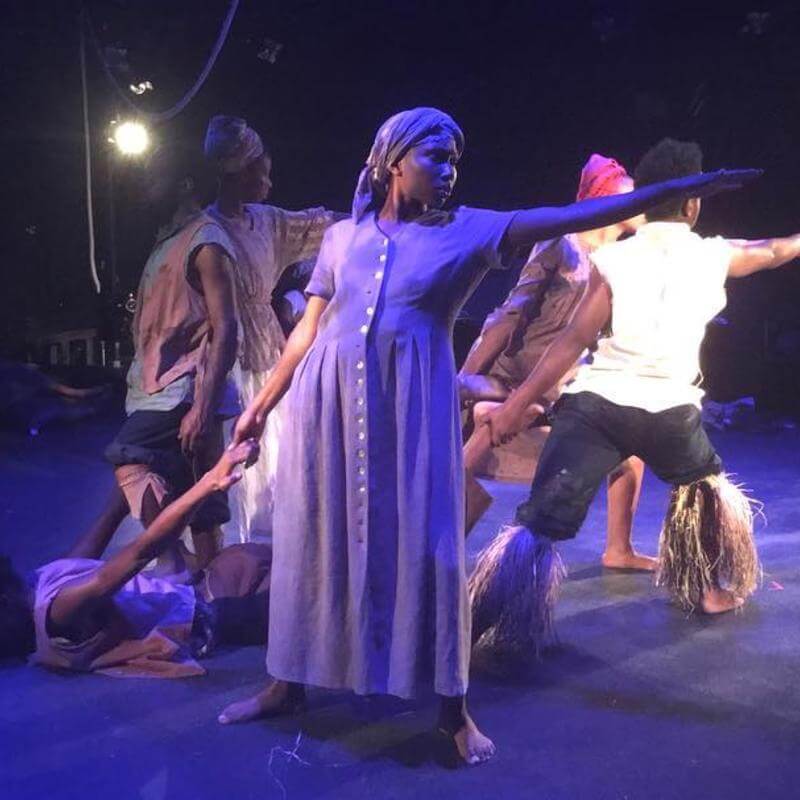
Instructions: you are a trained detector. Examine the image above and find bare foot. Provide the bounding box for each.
[601,549,658,572]
[447,714,496,766]
[218,681,304,725]
[701,587,744,615]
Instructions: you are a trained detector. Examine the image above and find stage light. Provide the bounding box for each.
[111,120,150,156]
[129,80,154,95]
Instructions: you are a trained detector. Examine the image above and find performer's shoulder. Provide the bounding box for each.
[588,235,640,278]
[591,235,629,261]
[328,216,356,238]
[189,213,236,251]
[542,234,576,256]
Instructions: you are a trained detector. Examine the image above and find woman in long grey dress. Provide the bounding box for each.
[217,107,755,764]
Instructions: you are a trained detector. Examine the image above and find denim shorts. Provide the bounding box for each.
[105,403,229,527]
[514,391,721,541]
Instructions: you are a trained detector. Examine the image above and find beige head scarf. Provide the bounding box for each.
[352,107,464,222]
[204,115,264,174]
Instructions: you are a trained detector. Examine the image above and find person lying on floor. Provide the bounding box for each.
[0,359,111,436]
[0,440,271,677]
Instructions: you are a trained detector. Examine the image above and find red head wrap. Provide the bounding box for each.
[576,154,630,201]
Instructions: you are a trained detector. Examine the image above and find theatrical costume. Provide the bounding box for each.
[471,221,760,652]
[31,544,271,677]
[106,214,238,524]
[204,116,336,541]
[461,155,628,403]
[267,108,516,698]
[461,234,590,401]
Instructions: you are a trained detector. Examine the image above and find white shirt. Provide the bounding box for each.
[563,222,732,412]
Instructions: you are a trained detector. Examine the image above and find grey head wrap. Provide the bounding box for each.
[351,107,464,222]
[204,115,265,175]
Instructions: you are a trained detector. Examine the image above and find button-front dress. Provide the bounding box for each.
[267,207,516,698]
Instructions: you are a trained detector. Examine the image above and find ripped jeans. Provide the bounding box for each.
[514,391,721,541]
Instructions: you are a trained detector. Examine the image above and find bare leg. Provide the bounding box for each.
[66,484,130,559]
[464,418,498,535]
[141,487,190,580]
[188,421,226,571]
[464,401,544,536]
[602,457,657,571]
[438,695,495,766]
[218,680,306,725]
[188,524,223,572]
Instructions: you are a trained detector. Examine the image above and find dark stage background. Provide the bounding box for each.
[2,0,799,409]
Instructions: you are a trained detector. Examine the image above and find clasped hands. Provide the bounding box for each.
[477,395,547,447]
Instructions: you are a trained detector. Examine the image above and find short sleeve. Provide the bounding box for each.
[703,236,735,285]
[458,206,519,270]
[304,224,338,301]
[491,238,563,324]
[186,223,236,274]
[588,240,617,283]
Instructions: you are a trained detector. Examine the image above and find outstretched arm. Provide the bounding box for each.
[231,295,328,445]
[482,267,612,445]
[505,169,762,250]
[48,440,258,631]
[726,233,800,278]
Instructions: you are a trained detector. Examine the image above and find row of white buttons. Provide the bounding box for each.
[354,237,389,530]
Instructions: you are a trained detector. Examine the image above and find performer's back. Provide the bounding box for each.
[565,221,732,413]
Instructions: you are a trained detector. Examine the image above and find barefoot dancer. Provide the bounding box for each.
[204,116,339,542]
[460,155,654,571]
[473,139,795,652]
[219,111,755,764]
[0,441,268,676]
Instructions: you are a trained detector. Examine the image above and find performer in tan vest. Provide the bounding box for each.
[105,144,239,577]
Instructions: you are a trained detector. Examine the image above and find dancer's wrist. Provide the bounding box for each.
[507,386,535,414]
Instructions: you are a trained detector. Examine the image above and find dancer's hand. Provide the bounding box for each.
[203,439,260,492]
[179,403,211,455]
[482,398,545,446]
[684,168,762,199]
[232,404,267,447]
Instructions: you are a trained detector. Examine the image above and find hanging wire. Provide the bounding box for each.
[84,0,240,123]
[79,17,102,294]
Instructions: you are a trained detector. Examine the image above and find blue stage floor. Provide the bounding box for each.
[2,413,799,799]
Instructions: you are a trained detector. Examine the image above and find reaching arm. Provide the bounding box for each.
[179,243,239,455]
[505,169,762,250]
[726,233,800,278]
[482,267,612,445]
[231,295,329,445]
[48,440,258,631]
